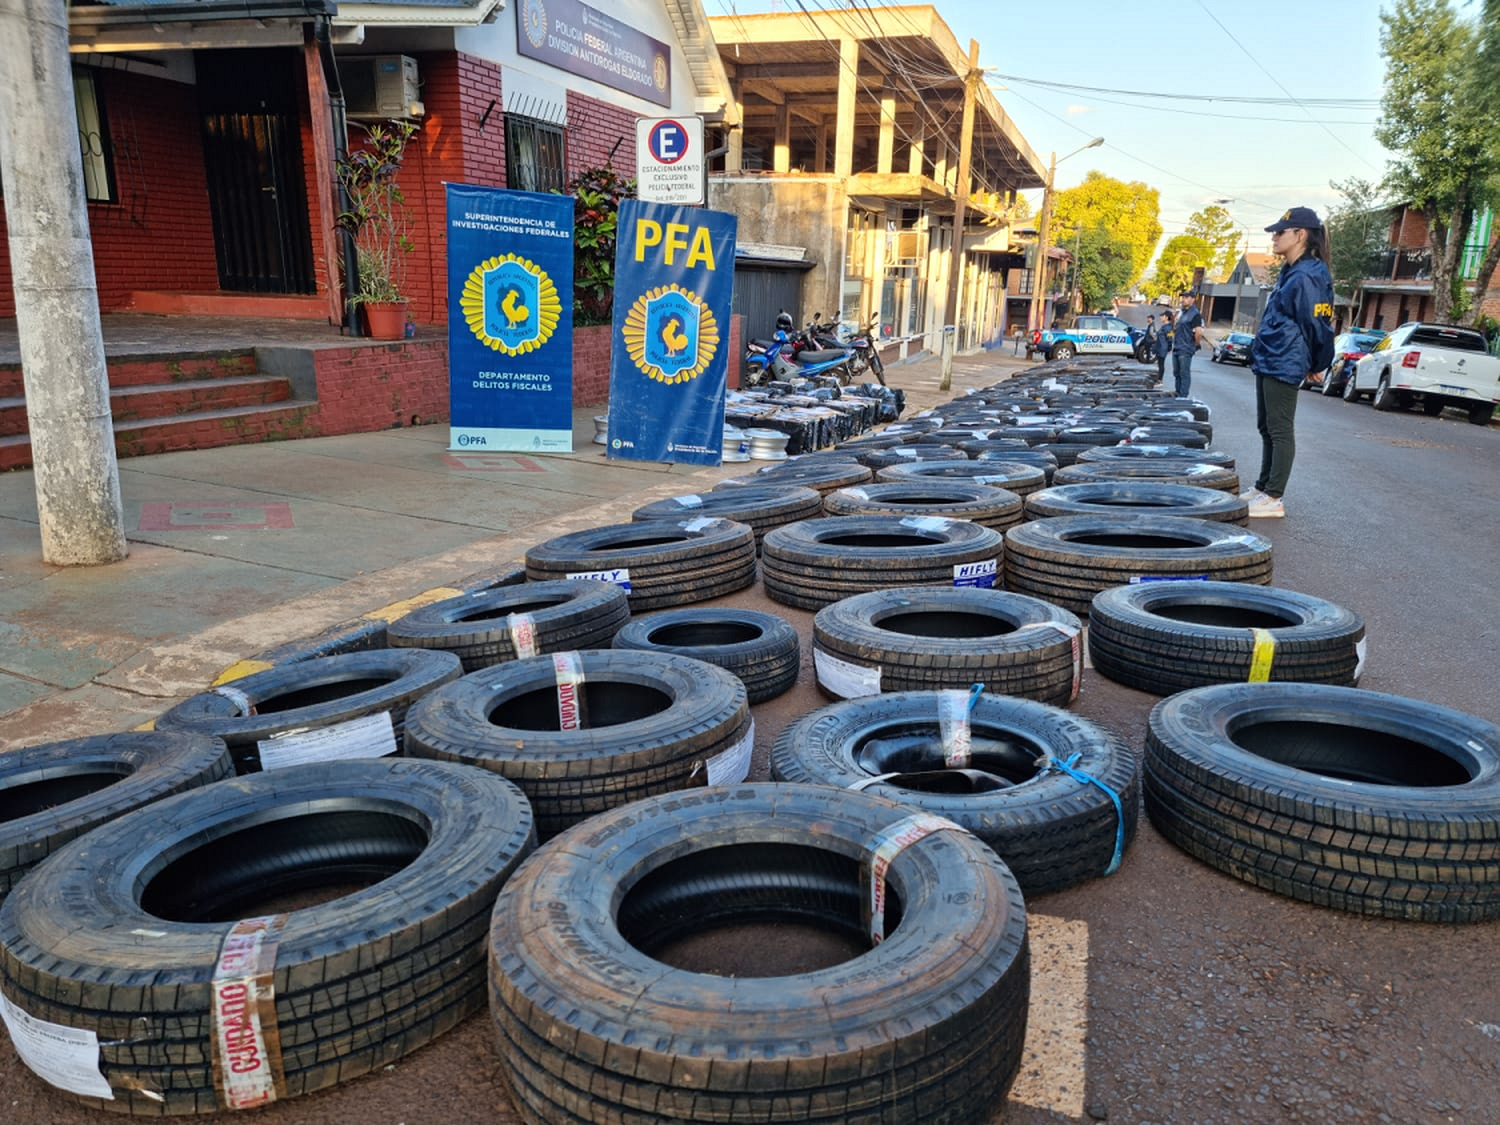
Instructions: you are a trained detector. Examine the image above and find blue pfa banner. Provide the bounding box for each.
[607,199,737,466]
[446,184,574,452]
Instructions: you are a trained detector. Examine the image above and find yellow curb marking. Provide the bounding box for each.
[131,719,157,731]
[1009,912,1089,1118]
[363,587,464,623]
[212,660,274,686]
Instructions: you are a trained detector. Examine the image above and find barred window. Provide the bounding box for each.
[504,115,566,194]
[74,69,116,203]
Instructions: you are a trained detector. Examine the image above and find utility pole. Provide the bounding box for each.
[0,0,127,565]
[1028,150,1058,338]
[940,38,979,391]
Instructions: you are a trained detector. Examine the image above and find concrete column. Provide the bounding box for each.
[0,0,127,565]
[877,85,896,174]
[908,126,925,177]
[814,117,827,174]
[726,86,744,172]
[835,37,858,179]
[933,146,948,192]
[773,101,790,173]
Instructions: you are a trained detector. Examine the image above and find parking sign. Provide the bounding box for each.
[636,116,705,205]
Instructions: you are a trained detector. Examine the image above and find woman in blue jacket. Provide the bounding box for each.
[1246,207,1335,518]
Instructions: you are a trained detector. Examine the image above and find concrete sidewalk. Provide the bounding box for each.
[0,349,1032,748]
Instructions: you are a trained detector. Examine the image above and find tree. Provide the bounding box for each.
[1184,205,1243,281]
[1072,221,1136,313]
[1324,175,1390,320]
[1050,172,1163,287]
[1377,0,1500,323]
[1144,235,1214,299]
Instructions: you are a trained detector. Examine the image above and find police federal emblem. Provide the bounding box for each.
[622,284,719,384]
[523,0,548,49]
[460,254,560,355]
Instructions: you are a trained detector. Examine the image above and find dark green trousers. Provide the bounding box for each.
[1254,374,1299,498]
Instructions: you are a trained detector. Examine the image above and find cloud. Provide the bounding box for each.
[1066,104,1091,117]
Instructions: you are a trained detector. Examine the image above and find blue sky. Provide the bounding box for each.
[707,0,1398,259]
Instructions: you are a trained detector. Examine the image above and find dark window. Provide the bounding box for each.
[74,69,117,203]
[505,115,566,193]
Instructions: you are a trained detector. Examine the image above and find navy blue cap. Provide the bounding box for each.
[1265,206,1323,232]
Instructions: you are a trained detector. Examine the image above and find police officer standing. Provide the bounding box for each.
[1172,290,1205,398]
[1155,311,1174,385]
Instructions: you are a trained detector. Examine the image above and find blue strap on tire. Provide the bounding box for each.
[1043,751,1126,875]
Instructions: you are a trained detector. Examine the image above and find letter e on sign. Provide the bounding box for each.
[636,115,705,206]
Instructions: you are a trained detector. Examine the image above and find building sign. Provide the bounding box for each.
[607,198,737,465]
[636,116,705,205]
[446,184,575,452]
[517,0,671,108]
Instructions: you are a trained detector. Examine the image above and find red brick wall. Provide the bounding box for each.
[0,67,220,318]
[566,91,639,178]
[311,338,450,431]
[458,54,505,188]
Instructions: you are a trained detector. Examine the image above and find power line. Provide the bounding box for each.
[986,72,1378,109]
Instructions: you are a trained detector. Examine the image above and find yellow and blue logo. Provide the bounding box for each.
[523,0,548,49]
[622,284,718,384]
[460,254,560,355]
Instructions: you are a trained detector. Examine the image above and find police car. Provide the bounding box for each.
[1031,314,1149,362]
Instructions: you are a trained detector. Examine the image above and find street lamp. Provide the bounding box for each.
[1028,136,1103,335]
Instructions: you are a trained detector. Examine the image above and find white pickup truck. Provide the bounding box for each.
[1343,321,1500,424]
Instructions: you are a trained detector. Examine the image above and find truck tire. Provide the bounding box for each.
[0,732,233,902]
[1077,445,1236,469]
[155,649,463,774]
[825,481,1024,533]
[612,607,799,703]
[1004,514,1272,618]
[633,486,822,550]
[812,587,1083,705]
[1024,481,1249,524]
[524,518,756,610]
[771,693,1138,895]
[1054,460,1240,492]
[714,461,872,496]
[403,650,750,838]
[761,515,1004,612]
[386,580,630,670]
[0,759,535,1114]
[879,460,1049,496]
[853,446,971,471]
[489,783,1030,1124]
[1145,683,1500,922]
[1089,580,1365,693]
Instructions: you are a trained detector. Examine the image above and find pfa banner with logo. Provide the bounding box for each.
[607,199,737,465]
[446,184,574,452]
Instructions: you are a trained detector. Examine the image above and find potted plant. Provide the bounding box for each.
[335,121,417,340]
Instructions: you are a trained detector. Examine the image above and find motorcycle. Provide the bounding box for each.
[803,311,885,386]
[743,327,857,387]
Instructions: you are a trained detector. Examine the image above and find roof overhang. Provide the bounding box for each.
[333,0,503,28]
[661,0,737,124]
[70,0,337,51]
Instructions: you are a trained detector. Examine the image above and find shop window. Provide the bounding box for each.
[505,115,566,194]
[74,69,116,203]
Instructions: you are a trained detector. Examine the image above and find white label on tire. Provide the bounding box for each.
[672,494,703,507]
[705,720,755,786]
[0,992,114,1100]
[953,559,997,588]
[1129,574,1209,583]
[257,711,397,771]
[681,517,717,532]
[864,813,964,945]
[974,475,1010,486]
[211,684,257,716]
[937,691,972,768]
[553,652,585,730]
[900,516,952,532]
[212,915,288,1110]
[566,568,632,591]
[843,487,870,501]
[507,613,539,659]
[814,649,881,698]
[1354,637,1368,682]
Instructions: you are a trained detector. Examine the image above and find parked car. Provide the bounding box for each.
[1343,322,1500,424]
[1304,330,1385,394]
[1031,314,1148,362]
[1210,332,1254,365]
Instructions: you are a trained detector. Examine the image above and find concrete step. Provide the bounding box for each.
[0,400,319,472]
[0,351,260,398]
[0,375,292,439]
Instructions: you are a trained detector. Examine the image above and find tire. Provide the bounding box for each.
[386,581,630,671]
[1077,445,1236,469]
[715,461,872,496]
[155,649,464,775]
[1088,580,1365,694]
[524,518,757,610]
[1053,461,1241,494]
[1024,481,1249,524]
[854,446,971,471]
[1003,514,1273,618]
[1469,402,1495,426]
[1322,365,1344,396]
[825,480,1024,533]
[761,515,1005,612]
[879,460,1049,496]
[488,783,1030,1124]
[0,733,233,902]
[1422,397,1445,417]
[771,694,1138,895]
[1135,341,1153,363]
[812,587,1083,706]
[1124,426,1210,448]
[634,485,822,551]
[1144,683,1500,922]
[0,758,536,1114]
[1051,342,1076,361]
[403,650,750,839]
[1342,368,1363,402]
[868,349,886,385]
[1372,371,1397,411]
[612,607,799,703]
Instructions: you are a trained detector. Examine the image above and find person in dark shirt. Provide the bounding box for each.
[1143,314,1156,360]
[1244,206,1336,518]
[1172,291,1205,397]
[1155,312,1174,384]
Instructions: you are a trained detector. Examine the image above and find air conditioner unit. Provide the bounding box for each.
[342,55,420,120]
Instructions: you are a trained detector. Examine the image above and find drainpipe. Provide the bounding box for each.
[315,17,362,336]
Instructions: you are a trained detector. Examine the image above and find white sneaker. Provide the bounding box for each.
[1239,487,1264,501]
[1247,493,1285,518]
